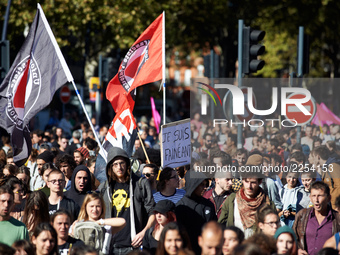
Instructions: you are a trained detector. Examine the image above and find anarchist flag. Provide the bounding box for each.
[0,4,73,166]
[95,13,164,182]
[106,13,163,112]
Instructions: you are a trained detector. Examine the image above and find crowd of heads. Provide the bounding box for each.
[0,109,340,255]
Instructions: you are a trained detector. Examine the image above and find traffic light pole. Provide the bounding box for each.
[1,0,12,81]
[237,20,244,149]
[210,49,215,119]
[296,26,305,144]
[297,26,304,78]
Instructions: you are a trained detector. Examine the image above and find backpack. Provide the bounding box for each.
[73,221,105,253]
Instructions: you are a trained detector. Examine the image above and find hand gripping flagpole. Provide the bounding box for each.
[162,11,166,125]
[71,80,105,154]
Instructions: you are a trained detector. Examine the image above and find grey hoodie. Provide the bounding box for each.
[98,147,155,234]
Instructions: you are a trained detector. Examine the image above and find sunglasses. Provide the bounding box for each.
[144,173,154,178]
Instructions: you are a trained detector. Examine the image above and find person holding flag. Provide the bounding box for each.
[98,12,165,254]
[95,12,165,179]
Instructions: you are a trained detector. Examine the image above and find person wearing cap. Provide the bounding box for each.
[143,200,176,255]
[292,181,340,255]
[98,146,155,254]
[30,150,54,191]
[64,165,92,207]
[218,154,276,239]
[274,226,297,255]
[74,147,89,165]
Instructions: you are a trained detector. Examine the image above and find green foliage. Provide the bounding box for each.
[1,0,340,78]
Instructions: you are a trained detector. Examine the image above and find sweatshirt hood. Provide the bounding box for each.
[105,147,131,180]
[184,170,208,197]
[326,155,340,165]
[64,164,92,206]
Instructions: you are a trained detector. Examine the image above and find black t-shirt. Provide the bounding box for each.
[58,236,84,255]
[111,182,131,248]
[143,227,158,255]
[48,197,80,223]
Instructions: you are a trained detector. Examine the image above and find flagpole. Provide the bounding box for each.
[71,80,105,154]
[162,11,166,125]
[136,129,150,164]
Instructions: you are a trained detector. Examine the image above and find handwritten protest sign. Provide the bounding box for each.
[161,119,191,168]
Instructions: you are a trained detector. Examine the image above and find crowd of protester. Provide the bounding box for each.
[1,110,340,255]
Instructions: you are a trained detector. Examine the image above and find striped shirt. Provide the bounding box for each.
[153,189,186,204]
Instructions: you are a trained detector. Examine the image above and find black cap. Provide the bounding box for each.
[154,200,176,214]
[37,151,54,163]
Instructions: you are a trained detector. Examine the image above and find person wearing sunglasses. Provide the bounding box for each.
[153,167,186,204]
[142,164,159,194]
[47,169,80,223]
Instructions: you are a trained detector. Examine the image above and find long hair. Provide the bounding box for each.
[156,222,191,255]
[107,159,131,183]
[78,192,105,221]
[32,223,58,255]
[22,190,50,232]
[16,166,31,187]
[3,164,17,176]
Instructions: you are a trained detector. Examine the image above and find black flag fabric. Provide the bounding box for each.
[0,4,73,166]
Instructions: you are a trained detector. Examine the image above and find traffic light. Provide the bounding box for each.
[242,26,266,74]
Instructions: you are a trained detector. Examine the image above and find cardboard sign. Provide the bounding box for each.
[161,119,191,168]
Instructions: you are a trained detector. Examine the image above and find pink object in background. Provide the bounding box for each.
[150,97,161,133]
[312,103,340,126]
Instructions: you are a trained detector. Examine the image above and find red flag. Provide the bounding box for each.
[96,13,164,186]
[106,13,164,112]
[0,4,73,166]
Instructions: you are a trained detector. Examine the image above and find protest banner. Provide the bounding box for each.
[161,119,191,168]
